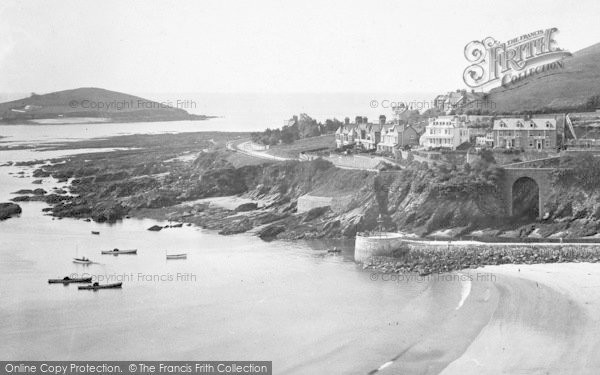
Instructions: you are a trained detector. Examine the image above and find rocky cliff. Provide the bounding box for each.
[28,146,600,241]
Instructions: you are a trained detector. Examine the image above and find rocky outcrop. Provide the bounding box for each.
[235,202,258,212]
[0,203,22,220]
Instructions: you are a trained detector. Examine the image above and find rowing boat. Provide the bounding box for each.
[91,231,100,235]
[48,276,92,284]
[78,282,122,290]
[73,257,92,264]
[166,253,187,259]
[101,248,137,255]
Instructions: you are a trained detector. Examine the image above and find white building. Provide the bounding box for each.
[420,116,470,150]
[475,132,494,148]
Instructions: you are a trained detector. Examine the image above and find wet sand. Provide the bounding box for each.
[441,263,600,374]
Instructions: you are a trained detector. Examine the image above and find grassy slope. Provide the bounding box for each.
[486,43,600,112]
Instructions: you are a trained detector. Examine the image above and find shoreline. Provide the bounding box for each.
[440,263,600,374]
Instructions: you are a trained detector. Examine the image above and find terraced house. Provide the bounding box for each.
[492,117,557,151]
[335,116,381,150]
[377,123,420,153]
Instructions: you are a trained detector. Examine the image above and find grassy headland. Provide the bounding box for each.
[0,87,212,124]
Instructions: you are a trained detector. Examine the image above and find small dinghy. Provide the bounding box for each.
[91,231,100,235]
[78,282,122,290]
[166,253,187,260]
[327,247,341,253]
[101,248,137,255]
[48,276,92,284]
[72,257,92,264]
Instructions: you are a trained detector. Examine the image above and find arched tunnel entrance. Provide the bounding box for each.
[512,177,540,220]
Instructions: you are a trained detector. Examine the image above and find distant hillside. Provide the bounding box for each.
[485,43,600,113]
[0,87,209,124]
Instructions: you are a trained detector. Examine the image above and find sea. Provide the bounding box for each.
[0,93,500,374]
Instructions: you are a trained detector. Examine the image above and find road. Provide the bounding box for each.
[227,140,402,171]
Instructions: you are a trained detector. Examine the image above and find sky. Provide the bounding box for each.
[1,0,599,96]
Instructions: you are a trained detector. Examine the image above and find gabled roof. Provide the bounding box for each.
[493,118,556,131]
[336,124,358,135]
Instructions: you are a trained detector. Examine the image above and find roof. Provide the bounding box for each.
[493,118,556,131]
[336,124,358,135]
[447,92,464,105]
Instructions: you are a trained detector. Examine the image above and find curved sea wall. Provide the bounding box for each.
[354,233,406,262]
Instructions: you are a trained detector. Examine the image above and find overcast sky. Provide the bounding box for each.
[1,0,598,95]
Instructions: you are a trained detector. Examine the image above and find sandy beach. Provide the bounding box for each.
[441,263,600,374]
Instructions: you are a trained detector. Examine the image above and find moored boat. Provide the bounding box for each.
[101,248,137,255]
[78,282,122,290]
[48,276,93,284]
[72,257,92,264]
[166,253,187,259]
[91,231,100,235]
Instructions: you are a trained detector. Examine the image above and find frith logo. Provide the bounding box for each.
[463,28,571,89]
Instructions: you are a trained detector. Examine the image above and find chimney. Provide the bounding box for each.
[379,115,386,125]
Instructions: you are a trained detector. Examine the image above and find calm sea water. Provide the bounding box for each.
[0,92,437,144]
[0,95,476,374]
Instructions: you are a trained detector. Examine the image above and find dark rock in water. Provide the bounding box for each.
[90,202,128,223]
[219,217,253,235]
[32,169,50,178]
[170,223,183,228]
[43,194,71,204]
[12,189,33,195]
[257,224,286,240]
[0,203,22,220]
[32,188,47,195]
[235,202,258,212]
[11,196,30,202]
[31,179,43,184]
[148,225,163,231]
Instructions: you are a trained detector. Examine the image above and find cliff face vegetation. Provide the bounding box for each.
[375,161,507,235]
[536,154,600,238]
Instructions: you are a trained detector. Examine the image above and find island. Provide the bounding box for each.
[0,87,212,124]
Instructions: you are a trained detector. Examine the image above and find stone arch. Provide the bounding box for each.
[512,176,540,219]
[503,168,553,219]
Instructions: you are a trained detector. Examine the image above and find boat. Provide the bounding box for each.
[78,282,122,290]
[166,253,187,260]
[101,248,137,255]
[91,231,100,235]
[327,247,341,253]
[72,257,92,264]
[48,276,92,284]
